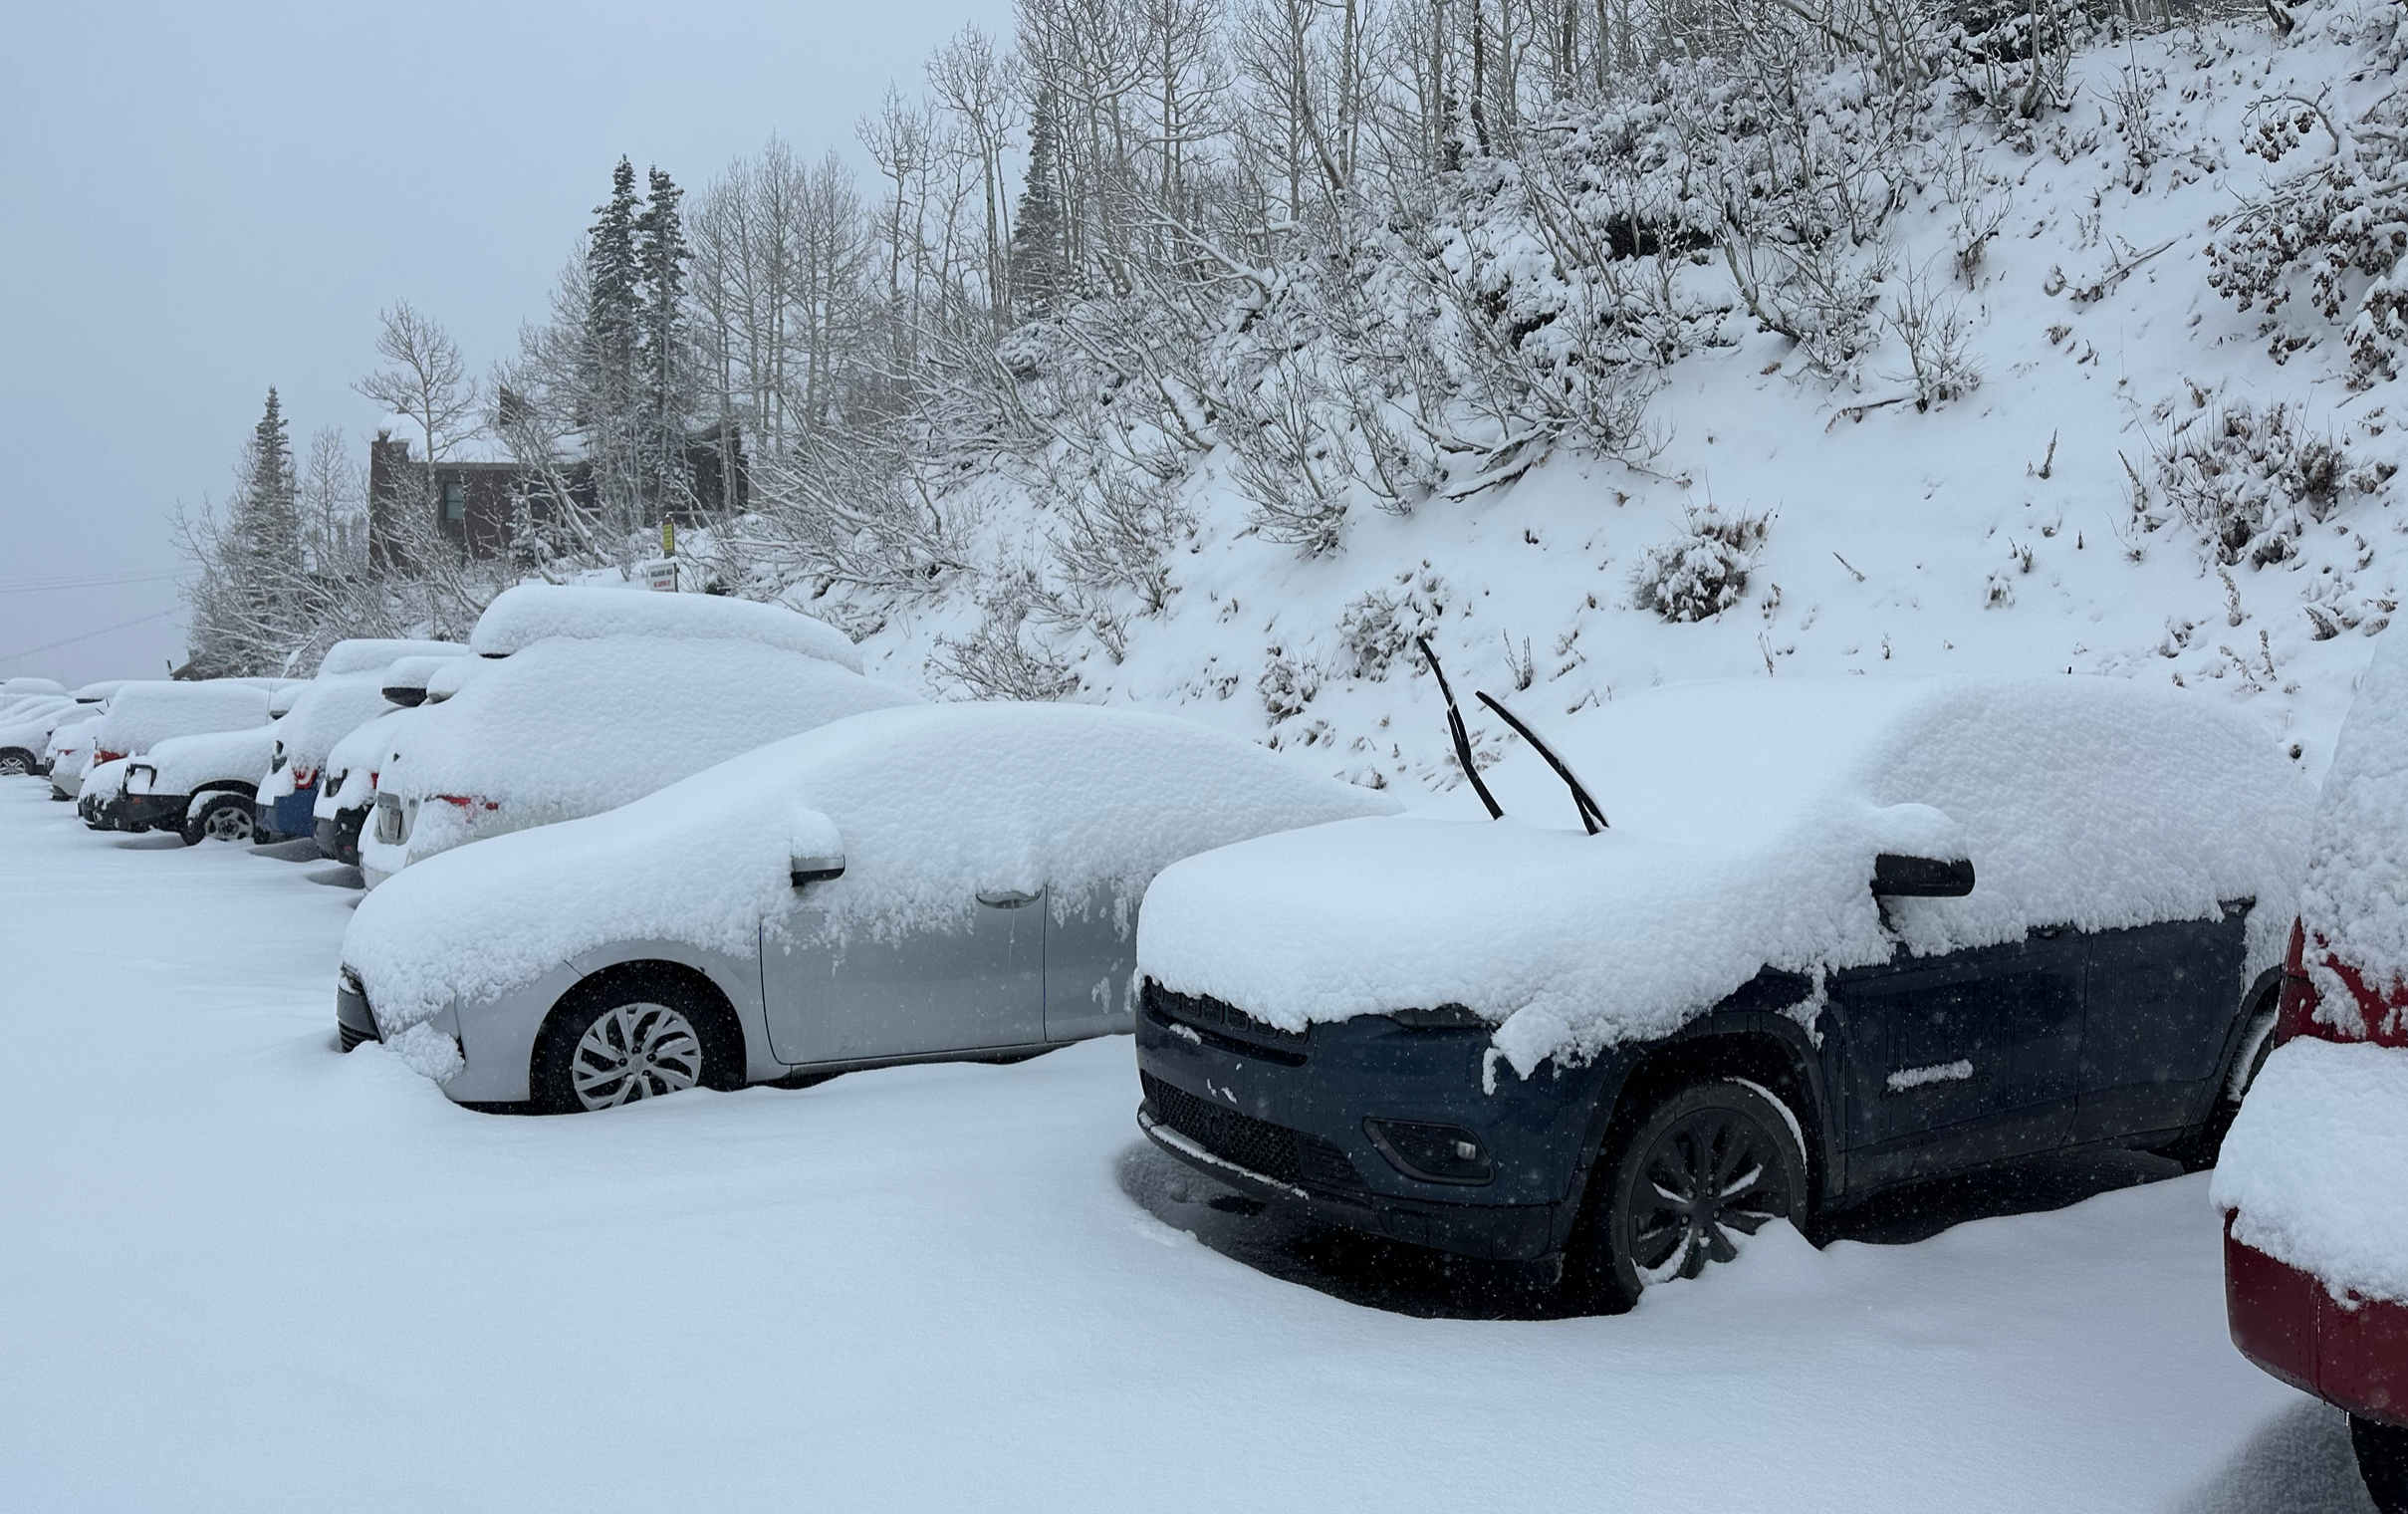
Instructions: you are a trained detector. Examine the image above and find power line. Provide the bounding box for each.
[0,569,189,596]
[0,608,181,668]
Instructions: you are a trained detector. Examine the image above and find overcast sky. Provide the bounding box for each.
[0,0,1014,685]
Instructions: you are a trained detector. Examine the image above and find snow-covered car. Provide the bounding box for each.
[112,725,281,844]
[0,676,64,704]
[2217,637,2408,1514]
[359,634,914,886]
[0,697,80,775]
[336,702,1400,1113]
[254,642,467,841]
[47,721,102,801]
[1131,672,2312,1308]
[69,679,130,704]
[313,707,411,867]
[76,681,275,830]
[469,582,863,670]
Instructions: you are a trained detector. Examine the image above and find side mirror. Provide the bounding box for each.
[1872,853,1975,897]
[790,855,845,888]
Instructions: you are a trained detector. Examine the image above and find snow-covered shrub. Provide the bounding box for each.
[1036,454,1191,616]
[1258,646,1320,722]
[1632,505,1772,623]
[929,566,1081,700]
[2141,400,2394,567]
[1886,270,1982,408]
[2206,2,2408,385]
[1335,568,1449,680]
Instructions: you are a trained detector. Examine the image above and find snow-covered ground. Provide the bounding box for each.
[0,781,2377,1512]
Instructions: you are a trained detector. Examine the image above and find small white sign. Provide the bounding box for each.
[640,558,678,593]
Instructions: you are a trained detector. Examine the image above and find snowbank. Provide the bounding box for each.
[2214,1038,2408,1305]
[128,726,278,797]
[88,682,273,761]
[2295,631,2408,1036]
[1137,675,2312,1073]
[360,634,920,874]
[469,584,863,672]
[345,701,1399,1038]
[317,639,466,678]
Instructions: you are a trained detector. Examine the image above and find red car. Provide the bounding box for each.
[2220,641,2408,1514]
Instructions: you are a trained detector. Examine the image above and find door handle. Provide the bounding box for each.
[976,888,1041,908]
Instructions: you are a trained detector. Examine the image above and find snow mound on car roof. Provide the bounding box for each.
[88,681,273,758]
[364,634,920,867]
[130,725,277,796]
[2214,1039,2408,1306]
[317,639,467,677]
[1137,675,2313,1074]
[421,657,487,702]
[0,701,95,753]
[1,677,64,698]
[469,584,863,672]
[343,702,1400,1040]
[2295,631,2408,1031]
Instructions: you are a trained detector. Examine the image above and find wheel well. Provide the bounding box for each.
[546,960,748,1092]
[1594,1030,1827,1208]
[193,782,257,800]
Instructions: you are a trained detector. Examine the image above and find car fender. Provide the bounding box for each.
[563,938,779,1084]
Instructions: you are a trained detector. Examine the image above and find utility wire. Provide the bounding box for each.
[0,608,180,667]
[0,569,189,596]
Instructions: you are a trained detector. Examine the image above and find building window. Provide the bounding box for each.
[442,481,466,522]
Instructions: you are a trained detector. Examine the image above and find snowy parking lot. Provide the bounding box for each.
[0,781,2376,1512]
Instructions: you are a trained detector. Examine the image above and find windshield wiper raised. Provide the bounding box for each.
[1415,635,1504,821]
[1474,690,1607,835]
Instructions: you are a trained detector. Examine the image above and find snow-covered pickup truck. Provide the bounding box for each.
[1132,668,2312,1311]
[113,725,281,844]
[2218,633,2408,1514]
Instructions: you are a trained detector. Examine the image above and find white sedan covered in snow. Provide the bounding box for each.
[358,633,917,884]
[337,703,1400,1113]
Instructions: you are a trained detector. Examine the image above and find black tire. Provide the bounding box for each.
[180,793,255,847]
[529,969,744,1115]
[2174,990,2282,1172]
[1570,1078,1808,1310]
[2358,1416,2408,1514]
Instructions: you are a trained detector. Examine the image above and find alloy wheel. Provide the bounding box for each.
[570,1001,704,1111]
[1624,1104,1792,1284]
[202,803,254,843]
[0,755,26,777]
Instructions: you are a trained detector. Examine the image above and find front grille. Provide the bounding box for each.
[1141,1072,1363,1198]
[339,1022,377,1053]
[1143,980,1308,1063]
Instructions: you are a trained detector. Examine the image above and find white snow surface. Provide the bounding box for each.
[316,707,410,821]
[0,783,2345,1512]
[359,634,920,876]
[86,680,272,760]
[469,583,863,672]
[420,655,486,702]
[1139,675,2312,1073]
[0,676,63,698]
[126,725,277,797]
[346,701,1400,1038]
[2214,1037,2408,1306]
[2295,629,2408,1033]
[0,700,97,754]
[69,679,129,702]
[315,637,466,677]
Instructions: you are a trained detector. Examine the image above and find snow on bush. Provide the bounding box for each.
[2134,398,2395,569]
[127,725,277,797]
[344,702,1401,1041]
[469,583,862,671]
[1138,675,2312,1074]
[361,634,922,874]
[1631,505,1771,623]
[2214,1037,2408,1304]
[87,682,273,760]
[316,639,466,677]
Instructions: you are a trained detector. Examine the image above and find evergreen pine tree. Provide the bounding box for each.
[182,388,309,674]
[1009,94,1069,319]
[635,165,693,517]
[583,158,643,531]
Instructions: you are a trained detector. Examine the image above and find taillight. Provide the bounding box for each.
[432,794,499,812]
[95,749,122,765]
[292,766,317,788]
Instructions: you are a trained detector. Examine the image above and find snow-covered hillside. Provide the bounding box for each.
[823,5,2406,787]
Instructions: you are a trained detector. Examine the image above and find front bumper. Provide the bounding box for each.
[2228,1227,2408,1427]
[336,973,379,1052]
[1133,987,1618,1262]
[314,807,366,866]
[112,792,191,833]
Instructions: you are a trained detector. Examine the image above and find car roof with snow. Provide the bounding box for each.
[372,633,919,819]
[1136,674,2314,1075]
[89,680,276,757]
[343,700,1403,1034]
[318,638,468,677]
[469,584,863,672]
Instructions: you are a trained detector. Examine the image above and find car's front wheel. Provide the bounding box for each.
[531,973,741,1114]
[0,749,33,777]
[2358,1415,2408,1514]
[1575,1078,1808,1309]
[181,794,254,846]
